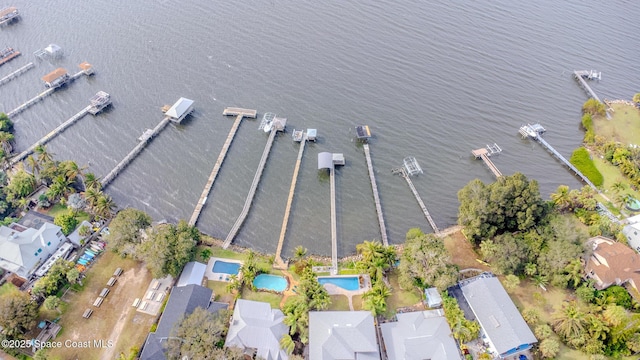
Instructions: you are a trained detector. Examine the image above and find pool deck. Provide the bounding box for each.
[318,274,371,311]
[205,257,244,282]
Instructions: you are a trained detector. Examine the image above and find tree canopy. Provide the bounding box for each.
[398,228,457,291]
[137,220,198,278]
[457,172,546,244]
[165,307,230,360]
[0,292,38,337]
[106,208,152,255]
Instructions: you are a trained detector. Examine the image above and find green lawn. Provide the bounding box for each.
[385,270,422,318]
[240,288,283,309]
[44,204,91,224]
[352,295,363,311]
[328,295,350,311]
[593,156,640,201]
[593,103,640,145]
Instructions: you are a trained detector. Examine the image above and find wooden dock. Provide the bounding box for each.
[188,108,256,226]
[0,62,33,87]
[573,70,610,118]
[5,67,91,118]
[363,144,388,246]
[222,127,280,249]
[274,134,308,268]
[394,168,439,234]
[330,166,338,275]
[101,116,172,188]
[471,145,503,179]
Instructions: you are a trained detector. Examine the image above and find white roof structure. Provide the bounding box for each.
[380,310,461,360]
[0,222,66,278]
[165,97,194,122]
[459,273,537,357]
[176,261,206,287]
[309,311,380,360]
[225,299,289,360]
[424,287,443,308]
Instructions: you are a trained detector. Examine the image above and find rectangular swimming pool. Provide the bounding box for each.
[212,260,241,275]
[318,276,360,291]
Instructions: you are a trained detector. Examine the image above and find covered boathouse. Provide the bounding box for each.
[41,68,69,88]
[165,97,194,123]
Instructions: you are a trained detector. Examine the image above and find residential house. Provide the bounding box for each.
[0,221,66,279]
[225,299,290,360]
[454,273,537,359]
[308,311,380,360]
[380,309,461,360]
[622,214,640,253]
[176,261,206,287]
[585,236,640,292]
[140,284,228,360]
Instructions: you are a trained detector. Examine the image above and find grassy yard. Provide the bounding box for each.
[443,232,490,272]
[328,295,350,311]
[42,204,91,223]
[385,270,422,318]
[352,295,363,311]
[593,103,640,145]
[241,288,283,309]
[47,251,155,360]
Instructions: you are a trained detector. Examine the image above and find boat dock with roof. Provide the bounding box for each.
[0,47,20,66]
[472,143,503,178]
[0,62,34,87]
[188,107,257,227]
[274,128,317,269]
[0,7,19,26]
[318,151,346,275]
[222,113,287,249]
[10,92,111,166]
[356,125,389,246]
[101,98,192,188]
[5,62,94,118]
[393,157,439,234]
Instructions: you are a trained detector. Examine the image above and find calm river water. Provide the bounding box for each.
[1,1,639,257]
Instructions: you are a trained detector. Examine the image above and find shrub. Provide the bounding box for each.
[569,147,604,187]
[582,99,606,117]
[581,114,593,131]
[54,212,79,235]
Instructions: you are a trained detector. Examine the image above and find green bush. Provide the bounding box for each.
[569,147,604,187]
[581,114,593,131]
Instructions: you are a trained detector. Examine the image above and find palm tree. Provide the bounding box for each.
[293,246,307,262]
[83,172,101,191]
[47,174,74,201]
[0,131,14,154]
[84,187,102,208]
[94,193,116,219]
[551,301,588,341]
[34,144,53,165]
[611,181,628,194]
[26,155,40,178]
[279,334,295,355]
[60,160,85,183]
[362,281,391,316]
[524,263,537,277]
[551,185,571,211]
[564,259,583,288]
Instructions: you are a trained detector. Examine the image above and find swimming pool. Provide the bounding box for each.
[253,274,288,292]
[626,196,640,211]
[212,260,241,275]
[318,276,360,291]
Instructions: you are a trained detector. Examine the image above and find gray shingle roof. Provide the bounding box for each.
[309,311,380,360]
[165,97,194,119]
[225,299,289,360]
[140,284,228,360]
[380,310,461,360]
[459,273,537,355]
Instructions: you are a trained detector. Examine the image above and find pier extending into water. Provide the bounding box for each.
[318,152,345,275]
[393,157,439,234]
[0,62,34,87]
[363,143,389,246]
[10,92,111,166]
[573,70,610,118]
[472,143,503,178]
[5,63,93,118]
[188,108,257,227]
[222,114,287,249]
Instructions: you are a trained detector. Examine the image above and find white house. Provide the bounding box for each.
[0,222,66,279]
[623,214,640,253]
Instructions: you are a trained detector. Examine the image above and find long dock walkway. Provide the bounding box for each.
[363,144,388,246]
[396,168,439,233]
[6,68,89,118]
[188,108,257,227]
[101,116,172,188]
[573,70,610,118]
[222,129,279,249]
[0,62,34,87]
[330,166,338,274]
[274,134,308,268]
[472,144,503,179]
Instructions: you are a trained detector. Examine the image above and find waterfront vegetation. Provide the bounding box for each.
[570,147,604,186]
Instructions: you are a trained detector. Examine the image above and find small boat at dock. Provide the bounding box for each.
[0,47,20,66]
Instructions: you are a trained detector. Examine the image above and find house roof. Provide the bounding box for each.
[459,273,537,356]
[225,299,289,360]
[176,261,206,287]
[0,222,64,278]
[140,284,228,360]
[308,311,380,360]
[380,310,461,360]
[165,97,194,119]
[585,236,640,290]
[41,68,68,83]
